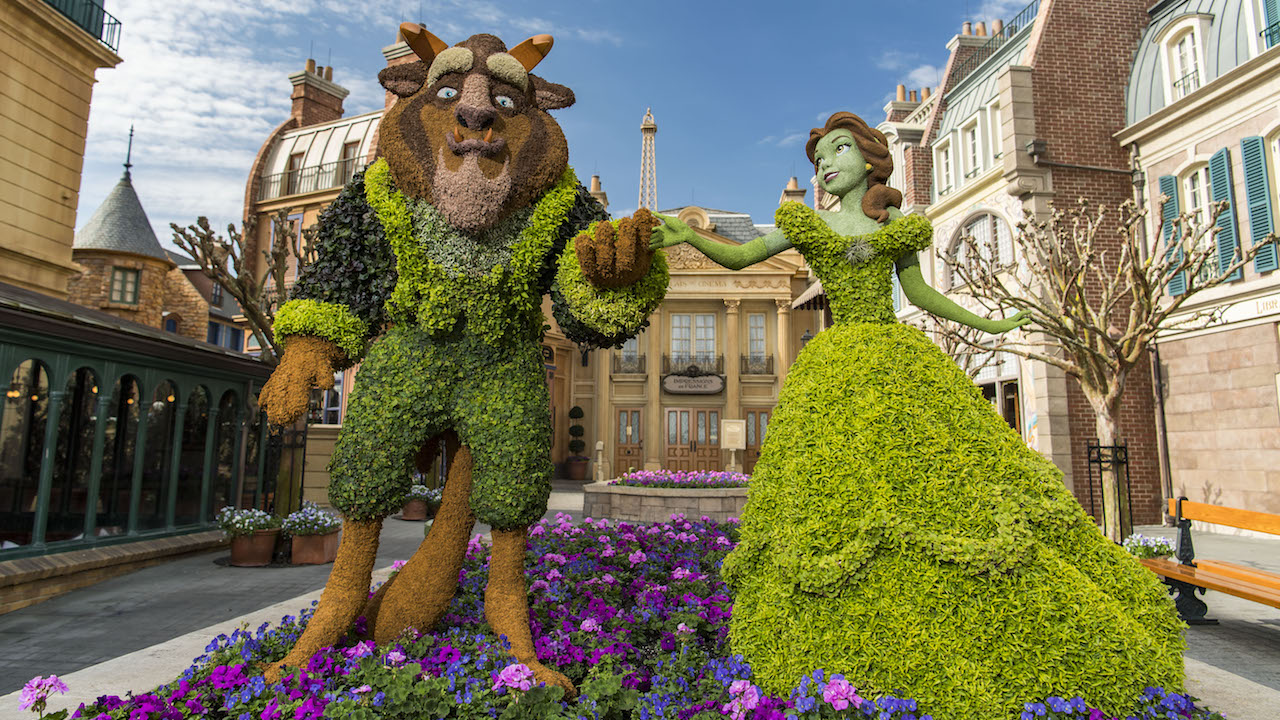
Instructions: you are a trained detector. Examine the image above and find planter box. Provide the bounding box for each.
[401,499,430,521]
[229,528,279,567]
[291,530,340,565]
[583,482,748,524]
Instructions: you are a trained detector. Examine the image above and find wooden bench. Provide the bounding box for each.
[1139,497,1280,624]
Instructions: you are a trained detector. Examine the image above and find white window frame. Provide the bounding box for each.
[987,101,1003,162]
[693,313,716,360]
[963,120,982,181]
[621,335,640,359]
[1157,15,1212,104]
[670,314,691,357]
[1244,0,1280,57]
[747,313,766,360]
[948,211,1014,289]
[936,139,954,197]
[1181,164,1219,284]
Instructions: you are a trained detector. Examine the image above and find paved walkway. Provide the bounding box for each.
[2,508,1277,719]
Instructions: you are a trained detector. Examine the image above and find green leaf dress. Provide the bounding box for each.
[720,203,1184,719]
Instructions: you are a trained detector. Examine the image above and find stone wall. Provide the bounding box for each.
[66,252,171,329]
[162,268,209,340]
[583,482,747,524]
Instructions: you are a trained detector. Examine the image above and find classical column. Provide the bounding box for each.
[594,346,610,478]
[724,299,741,424]
[645,308,663,470]
[776,299,792,384]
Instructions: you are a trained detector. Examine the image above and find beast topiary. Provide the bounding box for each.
[256,24,667,692]
[650,112,1183,720]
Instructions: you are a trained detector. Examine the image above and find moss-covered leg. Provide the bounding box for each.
[364,432,476,642]
[266,517,382,682]
[487,527,575,696]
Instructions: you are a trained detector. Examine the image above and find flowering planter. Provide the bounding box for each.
[401,499,429,521]
[583,482,748,524]
[229,528,279,567]
[290,530,340,565]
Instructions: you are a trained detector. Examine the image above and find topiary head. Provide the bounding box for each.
[377,24,575,233]
[806,112,902,223]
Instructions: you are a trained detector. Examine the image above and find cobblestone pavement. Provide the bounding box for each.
[0,482,586,695]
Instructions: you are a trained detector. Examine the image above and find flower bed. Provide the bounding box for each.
[611,470,750,489]
[585,480,747,524]
[65,514,1221,720]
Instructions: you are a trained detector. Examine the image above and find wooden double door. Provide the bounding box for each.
[664,407,721,472]
[743,408,771,474]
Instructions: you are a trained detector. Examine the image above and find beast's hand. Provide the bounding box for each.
[576,209,660,289]
[259,336,343,426]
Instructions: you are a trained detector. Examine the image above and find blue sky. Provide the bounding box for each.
[78,0,1027,247]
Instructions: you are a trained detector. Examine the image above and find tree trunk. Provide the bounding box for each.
[1093,407,1131,543]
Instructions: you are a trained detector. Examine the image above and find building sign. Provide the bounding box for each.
[541,345,555,364]
[661,374,725,394]
[722,419,746,450]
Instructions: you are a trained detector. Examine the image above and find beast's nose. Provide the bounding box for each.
[456,104,496,131]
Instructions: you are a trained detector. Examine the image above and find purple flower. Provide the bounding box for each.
[629,550,647,565]
[260,697,281,720]
[384,649,407,665]
[353,685,372,694]
[580,617,602,632]
[676,622,694,634]
[343,640,376,659]
[822,674,861,711]
[293,696,325,720]
[492,662,535,692]
[20,675,69,711]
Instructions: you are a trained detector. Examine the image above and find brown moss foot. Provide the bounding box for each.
[364,444,476,643]
[264,516,383,683]
[486,527,577,698]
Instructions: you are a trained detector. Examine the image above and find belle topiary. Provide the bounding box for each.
[650,112,1183,720]
[256,24,667,692]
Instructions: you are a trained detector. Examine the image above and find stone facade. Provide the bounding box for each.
[65,252,172,328]
[583,482,747,524]
[0,0,120,298]
[162,267,210,340]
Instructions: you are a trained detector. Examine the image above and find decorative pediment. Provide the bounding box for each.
[663,243,725,271]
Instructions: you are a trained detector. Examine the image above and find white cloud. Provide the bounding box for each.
[776,133,807,147]
[976,0,1031,25]
[875,50,917,72]
[903,64,943,92]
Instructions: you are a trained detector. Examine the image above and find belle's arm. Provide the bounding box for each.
[895,253,1029,334]
[649,215,792,270]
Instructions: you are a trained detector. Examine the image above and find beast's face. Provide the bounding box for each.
[377,26,575,233]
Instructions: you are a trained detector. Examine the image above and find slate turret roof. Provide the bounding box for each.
[74,170,171,262]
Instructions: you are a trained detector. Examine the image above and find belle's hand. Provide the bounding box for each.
[649,214,696,250]
[982,310,1032,335]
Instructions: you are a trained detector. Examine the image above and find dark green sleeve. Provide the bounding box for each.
[288,170,398,339]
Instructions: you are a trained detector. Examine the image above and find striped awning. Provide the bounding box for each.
[791,279,826,310]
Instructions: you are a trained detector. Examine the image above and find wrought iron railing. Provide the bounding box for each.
[44,0,121,52]
[951,0,1040,83]
[663,353,723,375]
[1263,22,1280,49]
[741,355,774,375]
[612,354,646,374]
[259,159,365,201]
[1171,70,1201,99]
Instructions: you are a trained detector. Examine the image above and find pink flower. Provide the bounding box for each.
[529,524,546,537]
[580,618,601,632]
[343,640,376,659]
[384,649,407,665]
[628,550,647,565]
[19,675,68,711]
[822,675,862,711]
[493,662,535,692]
[676,622,694,634]
[353,685,373,694]
[602,546,616,558]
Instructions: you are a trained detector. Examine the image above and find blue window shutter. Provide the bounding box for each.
[1264,0,1280,48]
[1160,174,1186,296]
[892,270,902,312]
[1241,136,1278,273]
[1208,148,1243,282]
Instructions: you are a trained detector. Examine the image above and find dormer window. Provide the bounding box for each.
[936,141,954,197]
[1171,29,1201,99]
[1158,15,1212,103]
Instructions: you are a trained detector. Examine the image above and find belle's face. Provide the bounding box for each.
[813,129,867,198]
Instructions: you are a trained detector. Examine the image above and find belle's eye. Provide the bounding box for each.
[437,87,458,100]
[835,144,850,155]
[495,95,515,109]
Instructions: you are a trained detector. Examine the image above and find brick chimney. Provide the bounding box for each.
[779,176,807,206]
[289,58,349,127]
[589,175,609,211]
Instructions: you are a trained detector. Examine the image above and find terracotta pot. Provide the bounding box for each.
[229,528,279,567]
[401,498,429,521]
[566,457,590,482]
[291,530,340,565]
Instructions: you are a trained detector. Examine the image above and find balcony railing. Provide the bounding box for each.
[1171,70,1201,100]
[741,355,774,375]
[663,353,724,375]
[951,0,1040,82]
[259,159,366,201]
[612,354,646,374]
[44,0,121,52]
[1263,23,1280,49]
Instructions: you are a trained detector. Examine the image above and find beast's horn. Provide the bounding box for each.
[508,34,554,71]
[399,22,449,64]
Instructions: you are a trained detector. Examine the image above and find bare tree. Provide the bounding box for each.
[934,197,1264,542]
[911,316,1005,380]
[171,209,305,366]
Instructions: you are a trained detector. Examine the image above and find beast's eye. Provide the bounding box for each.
[437,87,458,100]
[835,144,850,155]
[495,95,515,109]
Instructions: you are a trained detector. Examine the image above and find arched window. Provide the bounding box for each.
[47,367,99,543]
[96,375,140,537]
[209,390,239,518]
[138,380,178,530]
[1157,15,1211,103]
[1,360,51,550]
[948,211,1013,289]
[175,387,210,525]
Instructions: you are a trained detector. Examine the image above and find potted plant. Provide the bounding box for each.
[566,406,590,482]
[282,501,342,564]
[400,485,442,521]
[217,506,281,567]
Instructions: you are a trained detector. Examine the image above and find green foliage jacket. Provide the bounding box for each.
[274,159,668,360]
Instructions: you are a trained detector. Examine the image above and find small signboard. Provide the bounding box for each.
[661,374,725,394]
[721,419,746,451]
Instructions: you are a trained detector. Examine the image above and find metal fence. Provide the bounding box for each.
[612,354,646,374]
[44,0,121,52]
[259,159,365,201]
[951,0,1040,83]
[741,355,774,375]
[663,353,724,375]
